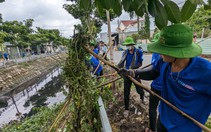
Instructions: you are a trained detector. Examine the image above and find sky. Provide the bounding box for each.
[0,0,81,38]
[0,0,185,38]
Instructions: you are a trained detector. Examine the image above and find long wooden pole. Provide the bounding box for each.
[96,77,121,88]
[84,46,211,132]
[49,98,71,132]
[97,72,117,79]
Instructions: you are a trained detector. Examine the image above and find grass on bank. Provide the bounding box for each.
[1,104,62,132]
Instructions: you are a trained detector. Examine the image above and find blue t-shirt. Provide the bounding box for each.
[3,53,8,60]
[125,48,143,69]
[93,48,99,55]
[153,57,211,132]
[151,53,162,91]
[89,56,103,75]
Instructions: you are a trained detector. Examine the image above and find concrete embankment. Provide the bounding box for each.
[0,53,66,97]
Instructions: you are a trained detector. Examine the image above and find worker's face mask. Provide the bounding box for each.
[126,45,133,50]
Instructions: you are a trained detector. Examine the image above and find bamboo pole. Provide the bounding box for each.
[96,72,117,79]
[141,63,152,69]
[48,98,71,132]
[84,46,211,132]
[96,77,121,88]
[84,46,118,71]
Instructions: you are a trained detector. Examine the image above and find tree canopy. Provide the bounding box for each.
[63,1,118,36]
[186,6,211,37]
[0,19,68,48]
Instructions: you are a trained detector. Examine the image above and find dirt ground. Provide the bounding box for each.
[106,80,151,132]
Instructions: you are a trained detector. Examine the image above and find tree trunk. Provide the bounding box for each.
[106,10,115,89]
[137,16,140,33]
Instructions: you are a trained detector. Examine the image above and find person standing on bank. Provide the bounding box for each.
[146,33,162,132]
[100,41,108,60]
[118,24,211,132]
[90,40,99,55]
[117,36,144,117]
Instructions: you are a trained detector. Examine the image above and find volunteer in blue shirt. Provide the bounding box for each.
[87,55,103,76]
[90,40,99,55]
[147,33,163,132]
[119,24,211,132]
[117,36,144,117]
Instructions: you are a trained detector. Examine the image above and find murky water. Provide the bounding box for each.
[0,68,66,127]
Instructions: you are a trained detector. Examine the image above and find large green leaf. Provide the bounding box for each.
[155,17,164,30]
[181,0,197,22]
[99,0,111,10]
[164,1,181,23]
[135,5,145,17]
[132,0,145,9]
[155,0,168,29]
[148,0,157,17]
[79,0,91,11]
[95,0,104,16]
[132,0,145,17]
[122,0,131,11]
[112,0,122,16]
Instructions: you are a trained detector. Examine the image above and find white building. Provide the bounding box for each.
[100,17,155,44]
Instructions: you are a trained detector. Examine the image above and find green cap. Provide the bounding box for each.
[147,23,202,58]
[122,36,136,46]
[90,40,96,46]
[85,55,92,60]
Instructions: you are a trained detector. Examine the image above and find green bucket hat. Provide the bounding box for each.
[147,24,202,58]
[90,40,96,46]
[151,32,160,42]
[122,36,136,46]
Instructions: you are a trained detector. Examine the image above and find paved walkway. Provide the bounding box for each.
[0,53,59,68]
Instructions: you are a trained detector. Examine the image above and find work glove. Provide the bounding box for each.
[118,68,135,78]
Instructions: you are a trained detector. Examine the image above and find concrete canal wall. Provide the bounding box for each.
[0,53,66,97]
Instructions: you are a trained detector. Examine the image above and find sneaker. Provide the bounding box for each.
[123,110,129,118]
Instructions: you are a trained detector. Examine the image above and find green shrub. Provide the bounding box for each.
[2,104,62,132]
[205,117,211,129]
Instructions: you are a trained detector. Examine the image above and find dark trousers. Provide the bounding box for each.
[97,70,103,76]
[157,116,168,132]
[149,87,161,131]
[102,53,108,60]
[124,77,144,110]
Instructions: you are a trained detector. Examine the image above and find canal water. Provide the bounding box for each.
[0,68,66,127]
